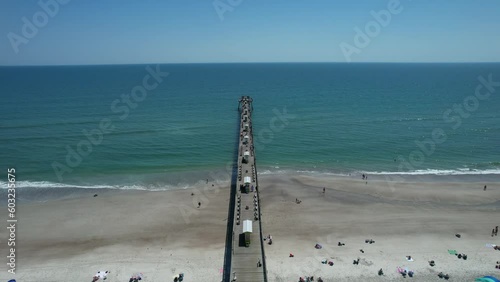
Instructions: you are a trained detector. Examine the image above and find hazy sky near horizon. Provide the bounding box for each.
[1,0,500,65]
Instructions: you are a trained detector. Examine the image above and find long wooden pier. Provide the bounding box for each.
[222,96,267,282]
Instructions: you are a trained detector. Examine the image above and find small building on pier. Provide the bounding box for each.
[243,220,252,247]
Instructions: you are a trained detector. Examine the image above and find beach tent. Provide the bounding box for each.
[244,123,249,131]
[243,135,249,144]
[244,151,250,161]
[243,220,252,247]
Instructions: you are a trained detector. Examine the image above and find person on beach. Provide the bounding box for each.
[323,187,325,193]
[484,185,487,191]
[495,226,498,236]
[198,202,201,208]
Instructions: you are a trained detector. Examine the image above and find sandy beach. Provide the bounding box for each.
[2,174,500,281]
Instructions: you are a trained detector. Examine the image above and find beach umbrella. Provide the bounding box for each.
[475,277,500,282]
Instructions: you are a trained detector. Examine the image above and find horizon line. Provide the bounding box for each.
[2,61,500,67]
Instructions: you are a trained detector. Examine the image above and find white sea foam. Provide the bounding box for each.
[365,169,500,175]
[0,180,191,191]
[258,167,500,177]
[1,168,498,192]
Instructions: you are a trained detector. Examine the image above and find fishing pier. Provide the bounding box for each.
[222,96,267,282]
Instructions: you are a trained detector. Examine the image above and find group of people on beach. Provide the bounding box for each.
[128,272,144,282]
[91,271,110,281]
[90,271,149,282]
[298,276,322,282]
[491,225,498,236]
[265,234,273,245]
[362,174,368,184]
[173,273,184,282]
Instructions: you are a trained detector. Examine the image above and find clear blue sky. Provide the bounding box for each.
[1,0,499,65]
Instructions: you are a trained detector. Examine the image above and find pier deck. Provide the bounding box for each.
[224,96,267,282]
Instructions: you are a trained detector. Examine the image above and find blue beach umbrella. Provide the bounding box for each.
[484,276,500,282]
[475,276,500,282]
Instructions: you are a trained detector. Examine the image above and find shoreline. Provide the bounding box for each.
[1,174,499,281]
[2,172,500,204]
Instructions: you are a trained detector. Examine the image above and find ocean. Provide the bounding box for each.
[1,63,500,199]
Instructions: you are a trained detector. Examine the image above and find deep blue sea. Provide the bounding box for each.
[1,63,500,197]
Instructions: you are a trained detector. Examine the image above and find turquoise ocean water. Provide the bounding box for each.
[1,63,499,198]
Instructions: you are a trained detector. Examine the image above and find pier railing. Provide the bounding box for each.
[221,111,240,282]
[254,159,268,281]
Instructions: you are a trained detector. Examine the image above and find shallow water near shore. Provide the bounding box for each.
[1,63,500,196]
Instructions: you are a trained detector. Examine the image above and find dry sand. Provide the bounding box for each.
[1,174,499,281]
